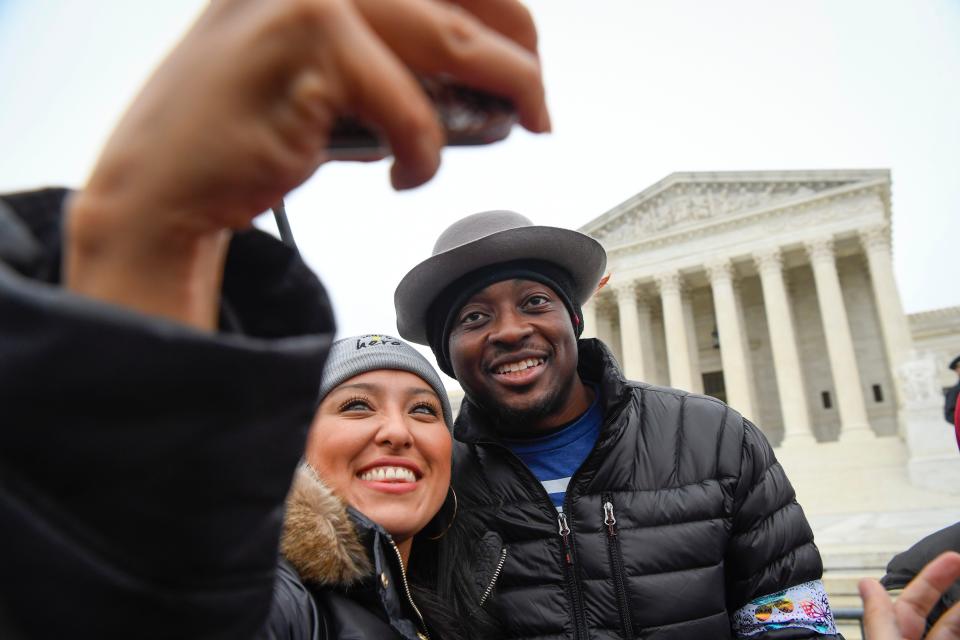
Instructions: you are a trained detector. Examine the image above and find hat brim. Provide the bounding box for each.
[395,225,607,344]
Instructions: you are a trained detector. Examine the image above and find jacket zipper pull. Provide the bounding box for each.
[557,512,573,565]
[603,501,617,537]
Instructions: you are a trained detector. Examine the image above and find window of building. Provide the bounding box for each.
[821,391,832,409]
[872,384,884,403]
[702,371,726,403]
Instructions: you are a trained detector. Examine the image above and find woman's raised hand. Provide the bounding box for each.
[860,551,960,640]
[66,0,549,328]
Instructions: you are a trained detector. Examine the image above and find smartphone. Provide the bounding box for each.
[326,77,518,159]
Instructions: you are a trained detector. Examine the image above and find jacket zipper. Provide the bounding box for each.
[603,495,633,639]
[557,511,589,639]
[476,440,598,640]
[478,546,508,608]
[388,539,431,640]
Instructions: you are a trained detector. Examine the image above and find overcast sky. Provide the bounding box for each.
[2,1,958,385]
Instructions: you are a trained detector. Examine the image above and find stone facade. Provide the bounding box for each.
[568,170,960,541]
[580,169,916,445]
[447,172,959,455]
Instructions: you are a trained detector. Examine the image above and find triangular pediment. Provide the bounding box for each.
[581,169,889,245]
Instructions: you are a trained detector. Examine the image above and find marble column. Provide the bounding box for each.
[635,296,657,384]
[681,292,703,393]
[657,271,697,391]
[754,248,816,445]
[581,298,598,339]
[806,238,873,440]
[595,307,616,361]
[614,282,646,381]
[861,225,914,380]
[861,225,913,437]
[706,259,757,420]
[732,280,759,413]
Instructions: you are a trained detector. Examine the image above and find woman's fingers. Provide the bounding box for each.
[860,578,901,640]
[84,0,550,209]
[285,0,550,187]
[320,2,445,188]
[355,0,550,133]
[446,0,539,55]
[310,0,550,187]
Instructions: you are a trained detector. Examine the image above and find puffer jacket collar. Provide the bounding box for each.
[280,465,427,640]
[453,338,636,445]
[281,464,373,586]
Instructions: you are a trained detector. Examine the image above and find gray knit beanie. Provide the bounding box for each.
[318,334,453,427]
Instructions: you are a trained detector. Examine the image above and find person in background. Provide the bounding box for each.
[955,382,960,446]
[0,0,548,637]
[881,357,960,638]
[393,210,840,639]
[944,355,960,427]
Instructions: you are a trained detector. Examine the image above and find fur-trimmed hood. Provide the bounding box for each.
[280,464,373,586]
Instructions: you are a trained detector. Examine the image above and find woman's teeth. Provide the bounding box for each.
[495,358,544,375]
[359,466,417,483]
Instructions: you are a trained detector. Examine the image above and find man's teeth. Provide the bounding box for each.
[495,358,545,375]
[359,466,417,483]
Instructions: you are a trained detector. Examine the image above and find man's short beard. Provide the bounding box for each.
[475,382,573,436]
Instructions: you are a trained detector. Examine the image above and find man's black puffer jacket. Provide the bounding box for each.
[452,339,836,640]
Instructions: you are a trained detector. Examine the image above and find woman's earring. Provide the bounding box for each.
[427,487,458,540]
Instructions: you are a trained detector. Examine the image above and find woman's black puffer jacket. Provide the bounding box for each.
[263,465,432,640]
[451,339,839,640]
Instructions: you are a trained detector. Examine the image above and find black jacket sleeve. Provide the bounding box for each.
[259,561,322,640]
[725,420,841,638]
[0,189,335,639]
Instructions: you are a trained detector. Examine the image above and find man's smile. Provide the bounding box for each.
[486,354,549,387]
[492,357,545,375]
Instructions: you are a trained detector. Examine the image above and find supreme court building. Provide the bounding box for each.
[578,169,959,449]
[569,171,960,593]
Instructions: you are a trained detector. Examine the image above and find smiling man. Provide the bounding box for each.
[395,211,842,640]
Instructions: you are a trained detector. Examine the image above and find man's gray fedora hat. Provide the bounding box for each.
[394,210,607,345]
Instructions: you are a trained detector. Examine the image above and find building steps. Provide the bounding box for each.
[820,549,890,640]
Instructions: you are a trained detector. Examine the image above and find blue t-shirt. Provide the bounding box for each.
[502,389,602,512]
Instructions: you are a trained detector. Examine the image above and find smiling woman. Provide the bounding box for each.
[305,367,452,562]
[272,334,496,640]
